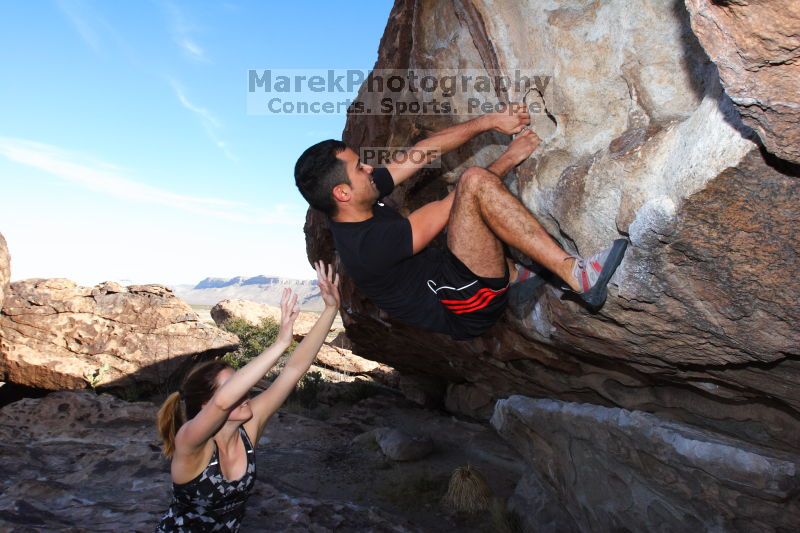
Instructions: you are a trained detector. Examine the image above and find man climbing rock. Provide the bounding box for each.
[295,107,627,340]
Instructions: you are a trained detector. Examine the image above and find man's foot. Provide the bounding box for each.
[568,239,628,310]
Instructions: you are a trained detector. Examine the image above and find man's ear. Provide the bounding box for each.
[332,184,350,203]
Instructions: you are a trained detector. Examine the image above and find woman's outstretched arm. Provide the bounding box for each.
[246,261,340,442]
[174,289,300,454]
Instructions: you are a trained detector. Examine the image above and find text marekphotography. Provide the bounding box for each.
[247,69,558,116]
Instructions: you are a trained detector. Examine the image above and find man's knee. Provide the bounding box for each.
[457,166,498,194]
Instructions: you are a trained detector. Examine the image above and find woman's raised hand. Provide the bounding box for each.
[315,260,341,309]
[277,288,300,345]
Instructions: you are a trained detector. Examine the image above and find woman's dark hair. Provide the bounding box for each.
[294,139,350,216]
[156,359,231,458]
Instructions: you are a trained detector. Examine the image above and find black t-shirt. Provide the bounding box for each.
[328,167,453,335]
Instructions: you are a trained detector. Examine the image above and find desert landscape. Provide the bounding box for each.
[0,233,529,531]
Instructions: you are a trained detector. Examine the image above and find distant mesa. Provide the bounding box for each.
[173,275,322,310]
[194,275,315,290]
[241,275,276,286]
[194,276,246,289]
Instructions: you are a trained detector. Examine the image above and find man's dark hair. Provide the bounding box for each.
[294,139,349,216]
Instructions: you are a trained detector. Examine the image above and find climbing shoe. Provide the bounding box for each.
[568,239,628,310]
[507,263,546,311]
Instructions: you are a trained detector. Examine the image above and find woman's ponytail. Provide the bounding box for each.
[155,359,231,459]
[157,391,185,458]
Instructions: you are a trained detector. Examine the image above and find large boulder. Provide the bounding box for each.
[685,0,800,163]
[0,391,415,531]
[304,1,800,527]
[0,279,238,391]
[492,396,800,532]
[0,233,9,311]
[306,0,800,451]
[373,427,434,462]
[210,298,323,337]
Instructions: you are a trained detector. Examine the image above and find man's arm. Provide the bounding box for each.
[386,106,530,186]
[487,129,541,178]
[407,191,454,254]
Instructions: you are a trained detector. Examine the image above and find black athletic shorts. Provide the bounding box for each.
[427,248,510,340]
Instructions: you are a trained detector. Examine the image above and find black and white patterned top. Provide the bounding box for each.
[157,427,257,532]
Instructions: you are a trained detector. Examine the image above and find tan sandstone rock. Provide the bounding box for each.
[0,279,238,391]
[685,0,800,163]
[0,233,9,310]
[210,298,326,337]
[315,343,399,388]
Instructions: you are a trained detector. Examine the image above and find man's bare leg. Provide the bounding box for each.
[447,166,580,291]
[447,172,507,280]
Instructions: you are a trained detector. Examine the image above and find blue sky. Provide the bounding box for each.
[0,0,392,285]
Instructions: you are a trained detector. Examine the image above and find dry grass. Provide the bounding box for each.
[441,465,492,513]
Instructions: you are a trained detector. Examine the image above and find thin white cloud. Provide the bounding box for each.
[55,0,139,64]
[164,2,208,62]
[56,0,102,52]
[178,38,205,61]
[170,80,220,127]
[169,79,237,162]
[0,137,303,226]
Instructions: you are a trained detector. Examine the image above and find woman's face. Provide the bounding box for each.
[214,367,253,423]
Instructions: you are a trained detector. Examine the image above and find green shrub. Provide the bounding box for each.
[292,370,323,409]
[220,317,296,370]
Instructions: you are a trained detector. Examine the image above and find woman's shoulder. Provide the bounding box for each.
[170,437,215,485]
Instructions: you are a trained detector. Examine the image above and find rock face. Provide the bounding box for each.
[303,0,800,529]
[685,0,800,163]
[0,233,8,314]
[307,0,800,446]
[0,391,414,531]
[492,396,800,532]
[0,279,238,391]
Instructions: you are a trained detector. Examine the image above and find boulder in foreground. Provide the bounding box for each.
[492,396,800,532]
[0,279,238,391]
